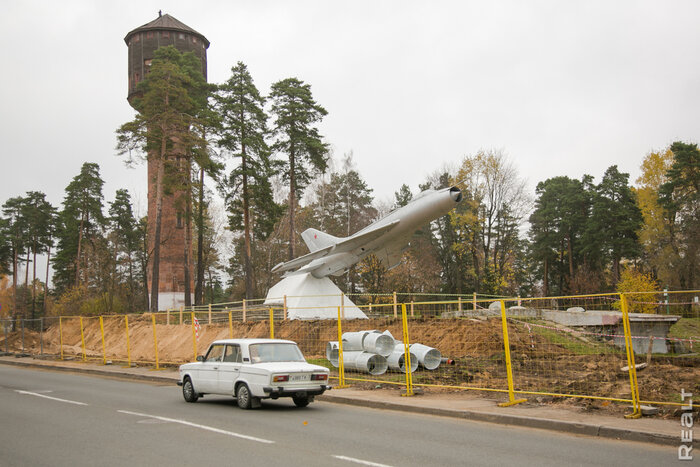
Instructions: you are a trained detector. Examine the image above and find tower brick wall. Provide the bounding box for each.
[125,13,209,309]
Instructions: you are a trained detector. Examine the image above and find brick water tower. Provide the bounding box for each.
[124,13,210,309]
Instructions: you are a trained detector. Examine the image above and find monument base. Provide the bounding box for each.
[151,292,194,311]
[264,273,368,320]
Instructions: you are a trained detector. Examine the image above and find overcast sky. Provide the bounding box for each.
[2,0,699,214]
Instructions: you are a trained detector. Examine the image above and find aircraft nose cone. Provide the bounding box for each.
[449,186,463,203]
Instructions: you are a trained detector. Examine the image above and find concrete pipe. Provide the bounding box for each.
[387,344,419,373]
[363,331,395,357]
[342,351,388,375]
[341,331,369,351]
[326,341,340,367]
[409,343,441,370]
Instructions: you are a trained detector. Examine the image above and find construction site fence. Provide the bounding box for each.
[1,290,698,419]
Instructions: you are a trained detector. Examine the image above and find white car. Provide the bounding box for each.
[178,338,331,409]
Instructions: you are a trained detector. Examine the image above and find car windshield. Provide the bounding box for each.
[248,343,305,363]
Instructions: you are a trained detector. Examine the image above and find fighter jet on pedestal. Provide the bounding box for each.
[264,186,463,319]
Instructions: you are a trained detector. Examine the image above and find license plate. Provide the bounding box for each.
[290,374,310,382]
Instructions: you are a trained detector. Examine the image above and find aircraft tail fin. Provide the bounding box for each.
[301,228,340,253]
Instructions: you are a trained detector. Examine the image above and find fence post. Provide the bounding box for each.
[620,293,642,419]
[228,311,233,338]
[208,303,212,325]
[497,300,526,407]
[79,317,86,362]
[40,317,44,356]
[458,297,462,313]
[410,301,414,317]
[166,309,170,325]
[473,292,477,311]
[3,320,8,354]
[124,316,131,368]
[393,292,397,318]
[191,312,198,361]
[243,299,247,323]
[59,317,64,360]
[179,306,183,325]
[401,303,414,397]
[269,308,274,339]
[283,296,288,321]
[99,316,106,365]
[341,293,346,320]
[21,319,25,353]
[151,314,160,370]
[336,306,348,388]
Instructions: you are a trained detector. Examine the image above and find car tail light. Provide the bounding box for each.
[273,375,289,382]
[311,374,328,381]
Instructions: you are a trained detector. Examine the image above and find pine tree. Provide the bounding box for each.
[269,77,329,260]
[108,189,142,312]
[20,191,55,318]
[215,62,279,299]
[53,163,105,294]
[1,197,29,320]
[659,141,700,288]
[588,166,642,285]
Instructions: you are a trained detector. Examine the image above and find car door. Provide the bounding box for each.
[217,344,242,395]
[198,344,225,393]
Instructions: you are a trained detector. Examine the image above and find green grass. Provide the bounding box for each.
[669,318,700,340]
[529,324,613,355]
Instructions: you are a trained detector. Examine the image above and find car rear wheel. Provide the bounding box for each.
[182,377,198,403]
[236,383,252,409]
[293,395,310,408]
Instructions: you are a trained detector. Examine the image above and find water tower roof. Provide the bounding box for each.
[124,13,209,47]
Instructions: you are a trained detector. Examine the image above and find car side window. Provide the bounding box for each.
[223,345,241,363]
[204,344,225,362]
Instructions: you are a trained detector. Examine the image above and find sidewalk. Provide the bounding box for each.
[0,355,681,446]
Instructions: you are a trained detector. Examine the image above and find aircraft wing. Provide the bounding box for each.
[332,220,400,254]
[271,220,400,275]
[271,244,334,274]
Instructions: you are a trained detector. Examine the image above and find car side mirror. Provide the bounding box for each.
[196,355,204,362]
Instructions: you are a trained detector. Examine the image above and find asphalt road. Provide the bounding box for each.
[0,366,683,467]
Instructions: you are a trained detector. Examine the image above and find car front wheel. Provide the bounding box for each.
[236,383,252,409]
[293,395,310,408]
[182,377,199,403]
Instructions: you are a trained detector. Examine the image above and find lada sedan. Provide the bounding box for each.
[178,338,331,409]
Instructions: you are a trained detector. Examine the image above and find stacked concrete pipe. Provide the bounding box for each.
[341,351,388,375]
[326,330,441,374]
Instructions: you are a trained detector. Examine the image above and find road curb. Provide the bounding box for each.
[315,394,678,446]
[0,358,178,384]
[1,358,677,446]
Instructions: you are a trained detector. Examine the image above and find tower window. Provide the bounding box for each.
[133,34,140,42]
[135,72,140,83]
[177,212,184,229]
[162,31,169,38]
[146,31,153,39]
[192,36,197,43]
[178,33,185,40]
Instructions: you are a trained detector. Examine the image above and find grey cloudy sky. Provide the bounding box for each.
[2,0,699,213]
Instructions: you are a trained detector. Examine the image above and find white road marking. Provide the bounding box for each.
[117,410,275,444]
[333,455,394,467]
[15,390,88,406]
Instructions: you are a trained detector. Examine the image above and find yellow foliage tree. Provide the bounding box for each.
[616,268,660,314]
[0,276,12,319]
[635,149,676,287]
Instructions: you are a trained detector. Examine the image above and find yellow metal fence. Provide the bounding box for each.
[1,291,698,418]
